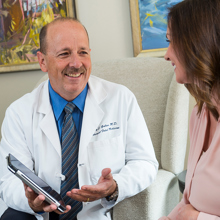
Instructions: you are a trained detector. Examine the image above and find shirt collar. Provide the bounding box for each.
[49,81,88,121]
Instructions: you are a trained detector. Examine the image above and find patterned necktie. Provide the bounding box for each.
[60,102,82,220]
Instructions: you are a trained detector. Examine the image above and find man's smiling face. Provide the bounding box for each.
[37,20,91,101]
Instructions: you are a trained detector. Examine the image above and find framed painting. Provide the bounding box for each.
[130,0,183,57]
[0,0,75,73]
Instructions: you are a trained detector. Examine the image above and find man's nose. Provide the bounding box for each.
[69,54,82,68]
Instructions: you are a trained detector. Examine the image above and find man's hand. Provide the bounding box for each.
[23,183,71,214]
[176,204,199,220]
[66,168,116,202]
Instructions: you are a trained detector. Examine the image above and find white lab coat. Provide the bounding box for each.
[0,75,158,220]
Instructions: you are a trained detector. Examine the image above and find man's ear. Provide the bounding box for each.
[37,51,48,72]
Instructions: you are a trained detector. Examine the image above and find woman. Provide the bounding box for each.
[160,0,220,219]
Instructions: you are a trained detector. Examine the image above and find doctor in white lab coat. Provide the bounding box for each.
[0,18,158,220]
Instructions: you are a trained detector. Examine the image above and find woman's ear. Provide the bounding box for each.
[37,51,48,72]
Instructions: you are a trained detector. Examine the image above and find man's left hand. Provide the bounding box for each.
[66,168,116,202]
[177,204,199,220]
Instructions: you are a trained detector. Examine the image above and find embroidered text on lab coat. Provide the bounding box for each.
[93,122,120,136]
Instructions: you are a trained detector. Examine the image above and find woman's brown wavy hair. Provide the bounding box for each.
[167,0,220,120]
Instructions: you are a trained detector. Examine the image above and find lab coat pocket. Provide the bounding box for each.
[87,136,125,184]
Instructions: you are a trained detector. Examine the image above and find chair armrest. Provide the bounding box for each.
[113,169,180,220]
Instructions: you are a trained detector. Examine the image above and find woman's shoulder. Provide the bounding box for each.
[190,104,207,123]
[189,103,207,136]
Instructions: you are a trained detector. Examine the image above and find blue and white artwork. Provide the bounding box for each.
[138,0,182,50]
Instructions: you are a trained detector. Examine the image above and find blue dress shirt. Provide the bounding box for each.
[48,81,88,142]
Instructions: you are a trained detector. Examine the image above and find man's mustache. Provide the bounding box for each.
[62,66,86,75]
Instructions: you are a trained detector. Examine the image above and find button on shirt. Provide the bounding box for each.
[48,81,88,141]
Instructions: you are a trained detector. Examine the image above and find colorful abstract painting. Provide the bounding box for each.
[138,0,183,51]
[0,0,68,67]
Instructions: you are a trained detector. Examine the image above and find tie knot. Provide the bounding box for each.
[64,102,75,115]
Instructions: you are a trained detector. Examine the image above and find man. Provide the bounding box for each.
[0,17,158,220]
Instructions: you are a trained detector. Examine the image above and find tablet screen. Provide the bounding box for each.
[8,154,63,202]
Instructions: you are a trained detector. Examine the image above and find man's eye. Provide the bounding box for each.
[59,52,69,56]
[80,51,88,55]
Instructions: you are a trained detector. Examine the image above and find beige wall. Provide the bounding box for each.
[0,70,46,138]
[75,0,134,63]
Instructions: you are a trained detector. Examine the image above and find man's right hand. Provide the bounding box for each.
[24,183,71,214]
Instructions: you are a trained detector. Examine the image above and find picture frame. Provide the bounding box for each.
[129,0,182,57]
[0,0,75,73]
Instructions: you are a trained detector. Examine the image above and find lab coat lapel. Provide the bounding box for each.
[38,81,61,157]
[79,76,106,161]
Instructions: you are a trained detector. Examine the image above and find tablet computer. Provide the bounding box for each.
[7,153,66,213]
